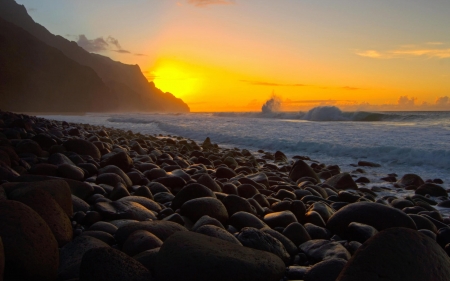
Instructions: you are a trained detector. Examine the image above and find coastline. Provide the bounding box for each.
[1,110,450,280]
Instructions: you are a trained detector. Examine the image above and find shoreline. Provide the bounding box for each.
[1,110,450,280]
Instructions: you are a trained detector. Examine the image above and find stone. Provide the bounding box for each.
[0,237,4,281]
[96,173,127,188]
[100,151,133,172]
[262,228,298,259]
[299,239,351,264]
[289,160,320,183]
[337,228,450,281]
[80,247,152,281]
[237,184,260,198]
[223,194,257,216]
[324,173,358,190]
[98,165,133,187]
[415,183,448,197]
[229,211,268,231]
[89,221,118,235]
[0,200,59,281]
[94,201,157,221]
[264,210,298,228]
[57,163,85,181]
[180,197,228,224]
[80,231,115,245]
[305,223,332,240]
[64,139,101,159]
[153,176,186,194]
[237,227,290,265]
[154,231,285,281]
[72,194,90,213]
[215,166,237,179]
[397,173,425,188]
[115,220,188,244]
[283,222,311,246]
[9,187,73,247]
[122,230,163,256]
[347,222,378,244]
[196,225,242,245]
[305,258,347,281]
[15,139,43,156]
[171,183,216,210]
[118,196,161,212]
[196,174,222,192]
[327,202,417,238]
[191,215,225,231]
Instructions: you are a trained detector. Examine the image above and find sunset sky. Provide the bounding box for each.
[16,0,450,112]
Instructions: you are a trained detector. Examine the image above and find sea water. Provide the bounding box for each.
[38,107,450,187]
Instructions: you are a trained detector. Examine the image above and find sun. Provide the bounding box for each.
[150,61,200,99]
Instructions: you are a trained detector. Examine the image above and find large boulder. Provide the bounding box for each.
[154,231,285,281]
[9,187,73,247]
[337,228,450,281]
[327,202,416,238]
[0,200,59,280]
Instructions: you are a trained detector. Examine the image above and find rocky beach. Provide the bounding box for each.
[1,110,450,281]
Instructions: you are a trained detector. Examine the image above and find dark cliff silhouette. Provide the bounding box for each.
[0,0,190,112]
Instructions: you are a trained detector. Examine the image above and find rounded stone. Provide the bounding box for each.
[283,222,311,246]
[337,228,450,281]
[305,258,347,281]
[229,211,268,231]
[0,200,59,281]
[80,247,152,281]
[264,210,298,228]
[289,160,320,183]
[180,197,228,224]
[223,194,257,216]
[326,202,417,238]
[154,231,285,281]
[415,183,448,197]
[171,183,216,210]
[324,173,358,190]
[115,220,188,244]
[196,225,242,245]
[122,230,163,256]
[64,139,101,159]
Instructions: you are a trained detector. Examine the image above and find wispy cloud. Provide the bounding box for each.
[342,86,361,91]
[76,35,131,54]
[240,80,306,87]
[186,0,235,7]
[356,43,450,59]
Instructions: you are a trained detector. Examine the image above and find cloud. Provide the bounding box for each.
[187,0,235,7]
[356,43,450,59]
[76,35,131,54]
[240,80,306,87]
[134,53,147,56]
[436,96,450,106]
[397,95,416,106]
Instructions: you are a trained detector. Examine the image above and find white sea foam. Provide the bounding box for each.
[39,108,450,186]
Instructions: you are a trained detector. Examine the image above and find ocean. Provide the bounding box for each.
[38,106,450,188]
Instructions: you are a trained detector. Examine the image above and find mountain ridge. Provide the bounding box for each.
[0,0,190,112]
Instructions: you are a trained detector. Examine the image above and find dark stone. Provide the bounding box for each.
[223,194,257,216]
[397,173,425,188]
[327,202,417,238]
[9,187,73,247]
[289,160,320,183]
[153,176,186,194]
[58,236,110,280]
[229,211,268,231]
[324,173,358,190]
[144,168,167,180]
[196,225,242,245]
[305,223,332,240]
[216,166,237,179]
[80,231,115,245]
[122,230,163,256]
[262,228,298,259]
[305,258,347,281]
[236,227,290,265]
[0,200,58,281]
[72,195,90,213]
[57,163,85,181]
[221,183,238,195]
[80,247,152,281]
[408,214,438,233]
[118,196,161,212]
[347,222,378,243]
[180,197,228,224]
[299,239,351,264]
[115,220,188,244]
[109,182,130,201]
[64,139,101,159]
[100,151,133,172]
[98,165,133,187]
[154,231,285,281]
[264,210,298,228]
[133,185,154,199]
[191,215,225,231]
[94,201,157,221]
[89,221,118,235]
[336,228,450,281]
[196,173,222,192]
[304,210,326,227]
[15,139,44,156]
[96,173,127,188]
[357,161,381,167]
[237,184,260,198]
[171,183,216,210]
[415,183,448,197]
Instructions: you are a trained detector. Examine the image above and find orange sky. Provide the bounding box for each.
[18,0,450,111]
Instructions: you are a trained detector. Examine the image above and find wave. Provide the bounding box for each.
[213,106,450,123]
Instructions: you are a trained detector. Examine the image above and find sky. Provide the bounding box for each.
[16,0,450,112]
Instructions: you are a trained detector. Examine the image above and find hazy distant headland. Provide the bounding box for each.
[0,0,189,113]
